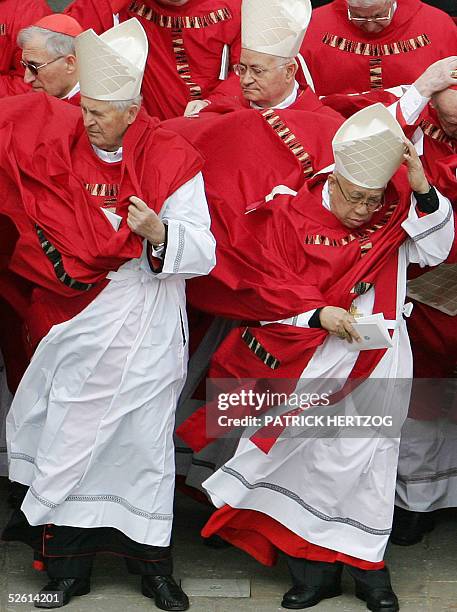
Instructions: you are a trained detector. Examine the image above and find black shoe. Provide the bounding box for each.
[282,559,343,609]
[390,506,435,546]
[34,577,91,608]
[348,566,399,612]
[282,584,342,609]
[141,575,189,611]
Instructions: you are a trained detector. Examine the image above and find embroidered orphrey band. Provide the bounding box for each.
[172,28,202,100]
[0,25,6,36]
[304,202,396,256]
[35,225,95,292]
[129,2,232,29]
[241,328,281,370]
[261,109,314,177]
[322,33,431,56]
[369,58,383,89]
[84,183,119,197]
[419,119,457,153]
[85,183,119,210]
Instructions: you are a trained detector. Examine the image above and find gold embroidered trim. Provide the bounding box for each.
[241,327,281,370]
[304,202,396,256]
[369,58,383,90]
[35,225,95,292]
[172,28,202,100]
[322,32,431,57]
[84,183,119,197]
[0,25,6,36]
[261,109,314,177]
[419,119,457,152]
[129,2,232,29]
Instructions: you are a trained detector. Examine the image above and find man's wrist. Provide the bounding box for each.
[150,223,166,247]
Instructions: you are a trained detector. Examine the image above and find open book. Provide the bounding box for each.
[346,313,393,352]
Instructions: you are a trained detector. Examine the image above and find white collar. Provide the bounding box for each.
[251,80,299,111]
[322,180,331,211]
[92,144,123,163]
[62,81,80,100]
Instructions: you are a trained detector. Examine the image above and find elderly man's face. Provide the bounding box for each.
[433,89,457,139]
[81,96,140,152]
[347,0,394,34]
[21,33,76,98]
[328,173,385,229]
[237,48,297,108]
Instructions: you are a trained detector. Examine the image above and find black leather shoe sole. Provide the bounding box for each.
[355,590,399,612]
[281,587,342,609]
[34,579,90,608]
[142,581,189,611]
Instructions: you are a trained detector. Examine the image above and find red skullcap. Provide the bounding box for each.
[33,14,84,37]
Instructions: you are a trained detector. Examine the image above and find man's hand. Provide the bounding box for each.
[414,56,457,98]
[184,100,210,117]
[319,306,361,344]
[127,196,166,245]
[402,139,430,194]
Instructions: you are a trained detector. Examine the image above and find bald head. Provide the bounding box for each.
[432,88,457,139]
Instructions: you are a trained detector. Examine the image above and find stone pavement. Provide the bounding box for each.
[1,477,456,612]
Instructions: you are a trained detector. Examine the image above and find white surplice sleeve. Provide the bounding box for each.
[151,171,216,279]
[403,189,455,267]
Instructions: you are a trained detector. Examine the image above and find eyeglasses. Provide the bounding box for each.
[233,62,289,79]
[20,56,65,77]
[347,3,393,22]
[334,176,384,212]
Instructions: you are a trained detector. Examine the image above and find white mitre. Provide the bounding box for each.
[242,0,312,58]
[76,18,148,101]
[332,103,405,189]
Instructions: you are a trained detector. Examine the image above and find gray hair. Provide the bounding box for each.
[347,0,386,7]
[107,95,143,112]
[17,26,76,57]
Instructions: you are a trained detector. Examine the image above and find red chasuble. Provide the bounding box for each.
[0,0,51,97]
[301,0,457,96]
[66,0,241,119]
[0,93,202,348]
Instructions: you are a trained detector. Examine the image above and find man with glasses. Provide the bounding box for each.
[189,0,325,115]
[180,104,455,611]
[17,14,83,104]
[301,0,457,96]
[0,0,50,97]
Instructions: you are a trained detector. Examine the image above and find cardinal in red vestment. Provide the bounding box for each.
[301,0,457,96]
